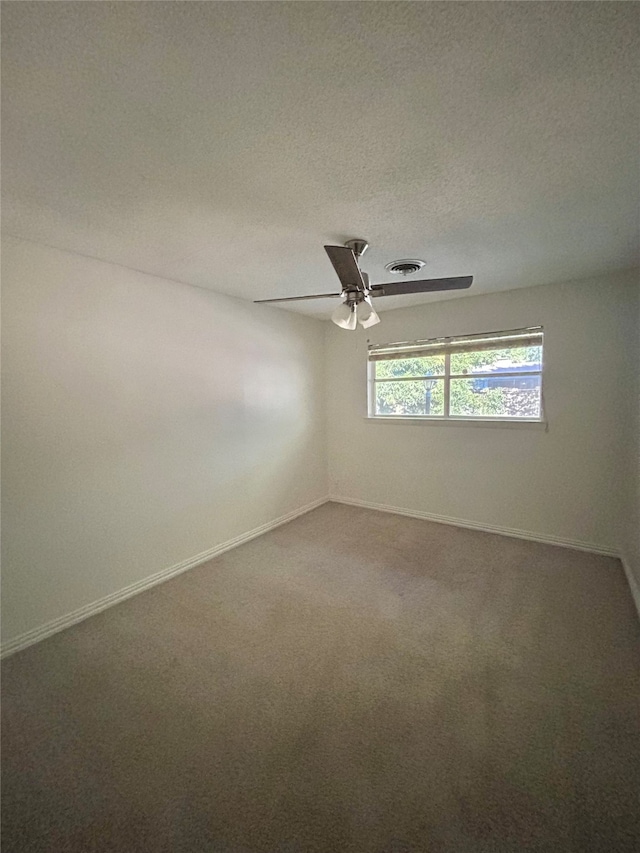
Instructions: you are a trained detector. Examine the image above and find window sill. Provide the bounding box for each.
[363,417,547,430]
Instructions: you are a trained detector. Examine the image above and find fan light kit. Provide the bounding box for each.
[255,240,473,330]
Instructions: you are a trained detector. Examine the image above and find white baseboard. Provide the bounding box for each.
[3,495,632,659]
[1,496,330,659]
[328,495,620,558]
[621,554,640,620]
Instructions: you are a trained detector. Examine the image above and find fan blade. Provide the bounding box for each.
[254,292,341,303]
[324,245,366,290]
[369,276,473,297]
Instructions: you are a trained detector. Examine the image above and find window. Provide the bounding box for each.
[368,327,544,421]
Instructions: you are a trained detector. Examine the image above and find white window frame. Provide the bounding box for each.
[367,327,545,424]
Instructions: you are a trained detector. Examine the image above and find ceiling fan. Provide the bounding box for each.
[254,240,473,330]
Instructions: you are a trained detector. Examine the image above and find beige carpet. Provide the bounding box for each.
[2,502,640,853]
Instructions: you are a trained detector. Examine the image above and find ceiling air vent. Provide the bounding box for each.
[384,259,425,276]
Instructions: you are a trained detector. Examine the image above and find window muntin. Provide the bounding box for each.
[368,328,544,421]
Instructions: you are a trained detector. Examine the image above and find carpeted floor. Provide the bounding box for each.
[2,502,640,853]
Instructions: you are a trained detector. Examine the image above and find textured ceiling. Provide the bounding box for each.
[2,2,639,316]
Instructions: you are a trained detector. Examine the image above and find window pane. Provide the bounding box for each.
[375,379,444,416]
[450,376,541,418]
[375,355,445,379]
[450,345,542,376]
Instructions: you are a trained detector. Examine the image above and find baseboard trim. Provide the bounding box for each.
[328,496,620,558]
[621,554,640,620]
[1,496,330,659]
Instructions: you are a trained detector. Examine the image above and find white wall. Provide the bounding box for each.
[326,270,638,552]
[1,237,327,645]
[2,241,637,650]
[620,280,640,599]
